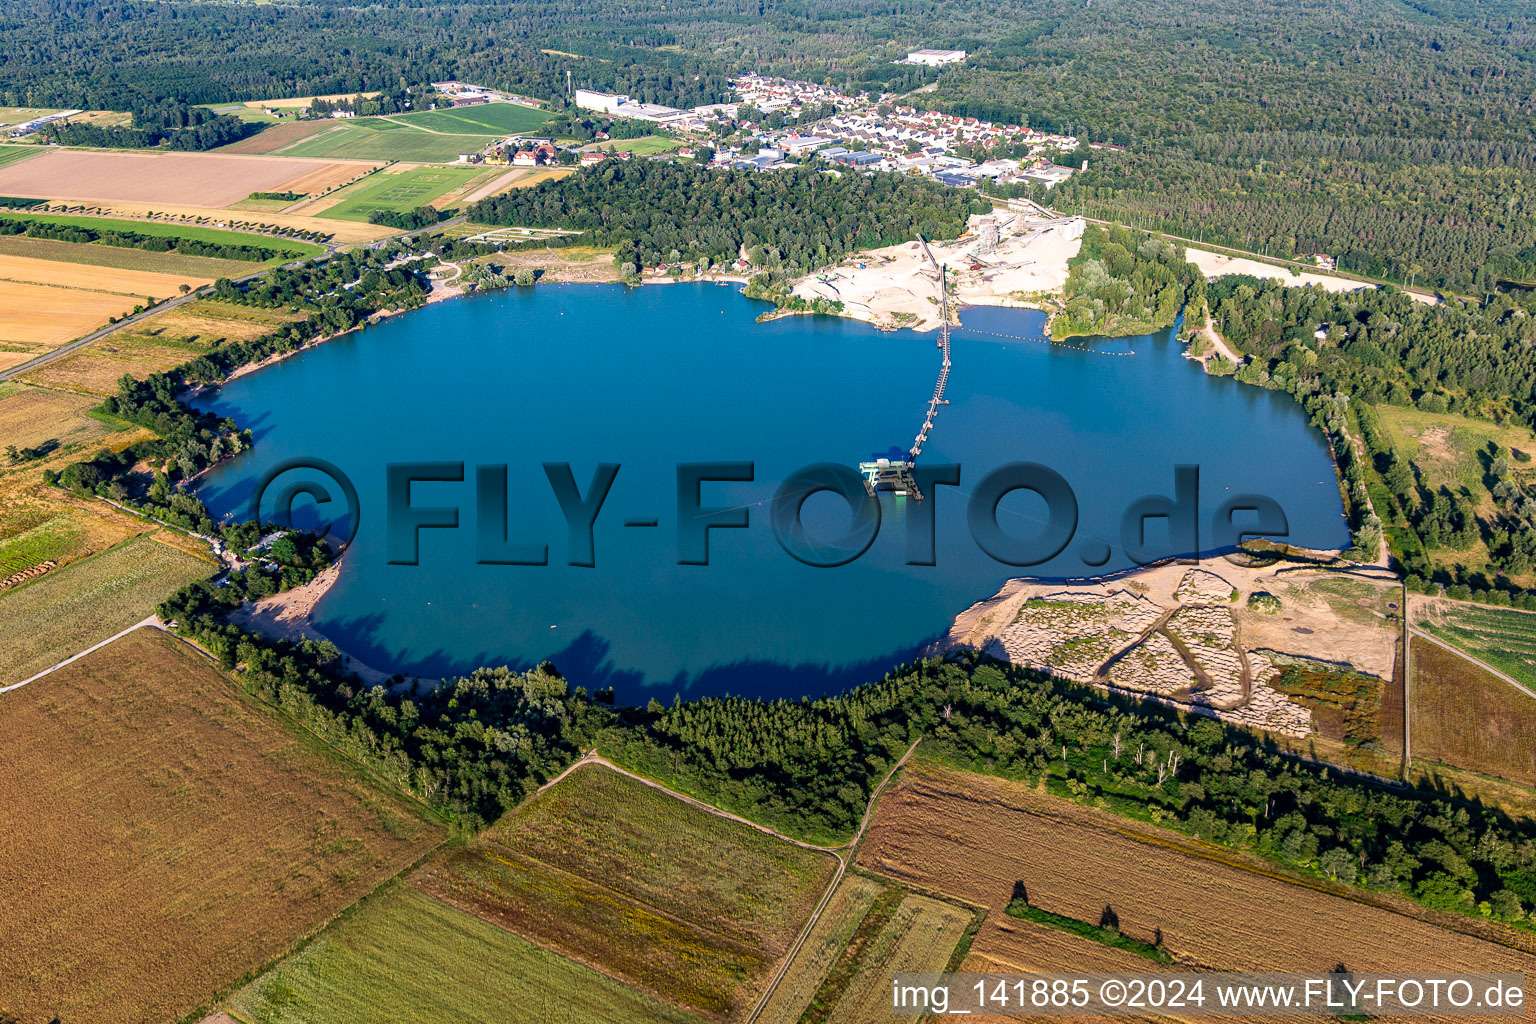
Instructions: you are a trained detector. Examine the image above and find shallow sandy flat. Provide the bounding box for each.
[0,149,368,207]
[1186,247,1373,295]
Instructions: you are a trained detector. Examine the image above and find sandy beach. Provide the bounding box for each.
[228,562,436,690]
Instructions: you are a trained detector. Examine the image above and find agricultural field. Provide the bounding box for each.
[411,763,837,1019]
[0,210,325,260]
[0,232,262,279]
[275,121,500,163]
[218,118,341,155]
[1415,599,1536,688]
[0,533,213,685]
[315,165,483,221]
[18,298,300,394]
[384,101,554,135]
[0,144,44,168]
[0,627,445,1024]
[0,106,62,126]
[224,886,703,1024]
[857,762,1536,977]
[0,249,211,354]
[758,874,889,1024]
[20,330,214,394]
[811,891,973,1024]
[0,380,115,455]
[1411,635,1536,786]
[0,148,372,208]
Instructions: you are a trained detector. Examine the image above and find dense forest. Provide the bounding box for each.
[469,161,989,274]
[3,0,1531,287]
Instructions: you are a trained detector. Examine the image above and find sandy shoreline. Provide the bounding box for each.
[229,562,437,690]
[225,278,463,383]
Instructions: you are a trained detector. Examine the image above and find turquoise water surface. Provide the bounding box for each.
[193,284,1346,699]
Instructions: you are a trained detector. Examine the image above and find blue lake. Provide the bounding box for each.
[193,283,1347,700]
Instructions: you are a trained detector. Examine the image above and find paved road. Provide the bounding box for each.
[0,216,462,383]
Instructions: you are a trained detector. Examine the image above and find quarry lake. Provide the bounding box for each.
[193,283,1347,700]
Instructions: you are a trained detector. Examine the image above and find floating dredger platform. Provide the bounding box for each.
[860,234,951,502]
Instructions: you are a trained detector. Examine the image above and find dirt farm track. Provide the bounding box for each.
[0,149,370,207]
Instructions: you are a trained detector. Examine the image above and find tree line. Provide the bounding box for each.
[468,161,991,275]
[0,216,309,263]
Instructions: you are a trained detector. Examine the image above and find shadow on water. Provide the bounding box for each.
[321,610,928,702]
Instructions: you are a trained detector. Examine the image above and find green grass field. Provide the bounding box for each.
[597,135,682,156]
[277,123,498,163]
[0,533,213,685]
[0,233,263,278]
[1417,600,1536,688]
[0,107,62,127]
[225,886,704,1024]
[0,145,46,168]
[0,211,324,261]
[384,102,554,135]
[321,166,482,221]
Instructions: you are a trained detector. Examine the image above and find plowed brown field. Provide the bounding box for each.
[858,763,1536,980]
[0,148,366,206]
[0,627,445,1023]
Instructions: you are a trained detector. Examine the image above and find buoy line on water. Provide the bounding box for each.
[954,325,1137,356]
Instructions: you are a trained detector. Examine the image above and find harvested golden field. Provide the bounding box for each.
[42,198,396,243]
[21,331,214,395]
[858,763,1536,979]
[0,627,445,1024]
[0,279,151,345]
[0,380,112,452]
[821,892,972,1024]
[411,763,837,1020]
[1412,636,1536,786]
[0,148,370,208]
[134,297,303,343]
[758,874,888,1024]
[0,533,213,685]
[0,249,207,296]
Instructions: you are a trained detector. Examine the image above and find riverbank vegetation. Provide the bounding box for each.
[1052,224,1201,339]
[1205,275,1536,599]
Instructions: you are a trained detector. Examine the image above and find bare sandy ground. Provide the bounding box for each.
[938,557,1401,738]
[792,213,1083,332]
[1185,247,1437,305]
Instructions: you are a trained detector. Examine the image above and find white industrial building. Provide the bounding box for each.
[904,49,966,66]
[574,90,630,115]
[573,90,688,124]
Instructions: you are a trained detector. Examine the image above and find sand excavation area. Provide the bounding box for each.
[792,212,1084,332]
[939,559,1402,739]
